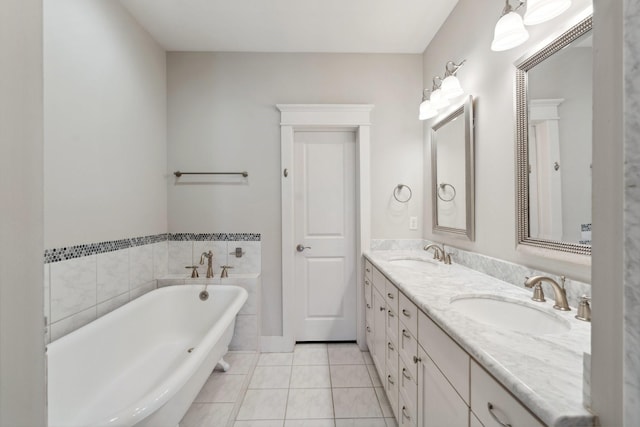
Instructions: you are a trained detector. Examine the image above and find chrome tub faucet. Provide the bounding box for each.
[200,251,214,278]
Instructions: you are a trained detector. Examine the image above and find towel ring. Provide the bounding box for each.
[437,183,456,202]
[393,184,412,203]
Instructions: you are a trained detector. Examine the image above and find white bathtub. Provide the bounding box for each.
[47,285,248,427]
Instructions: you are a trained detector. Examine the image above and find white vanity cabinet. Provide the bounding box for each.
[363,261,547,427]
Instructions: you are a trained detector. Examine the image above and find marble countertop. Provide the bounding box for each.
[364,250,595,427]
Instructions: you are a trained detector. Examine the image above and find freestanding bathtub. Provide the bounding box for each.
[47,285,248,427]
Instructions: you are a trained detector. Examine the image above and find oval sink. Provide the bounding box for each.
[449,295,570,335]
[389,258,437,270]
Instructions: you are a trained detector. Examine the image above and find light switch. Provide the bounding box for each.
[409,216,418,230]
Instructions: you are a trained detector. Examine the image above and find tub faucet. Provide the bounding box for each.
[200,251,214,278]
[524,275,571,311]
[220,265,233,278]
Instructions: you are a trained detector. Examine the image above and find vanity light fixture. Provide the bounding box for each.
[419,61,467,121]
[523,0,572,25]
[419,90,438,120]
[429,76,450,110]
[491,0,529,51]
[441,60,466,99]
[491,0,573,51]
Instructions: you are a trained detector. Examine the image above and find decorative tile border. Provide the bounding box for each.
[168,233,261,242]
[44,234,168,264]
[44,232,262,263]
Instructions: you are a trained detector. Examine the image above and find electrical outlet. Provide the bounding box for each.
[409,216,418,230]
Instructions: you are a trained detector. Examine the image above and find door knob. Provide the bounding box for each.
[296,244,311,252]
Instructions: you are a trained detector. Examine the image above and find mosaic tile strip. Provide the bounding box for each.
[44,234,168,263]
[168,233,261,242]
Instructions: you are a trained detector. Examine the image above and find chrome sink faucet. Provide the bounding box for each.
[524,275,571,311]
[200,251,214,278]
[423,243,452,264]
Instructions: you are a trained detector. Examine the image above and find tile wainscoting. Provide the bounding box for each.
[371,239,591,307]
[44,233,261,345]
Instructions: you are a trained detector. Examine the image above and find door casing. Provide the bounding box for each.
[271,104,373,353]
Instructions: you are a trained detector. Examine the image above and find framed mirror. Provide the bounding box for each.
[515,16,592,256]
[431,95,475,240]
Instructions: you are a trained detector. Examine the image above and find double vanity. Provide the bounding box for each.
[363,249,594,427]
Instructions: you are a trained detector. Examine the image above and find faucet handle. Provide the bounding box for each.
[575,295,591,322]
[531,283,546,302]
[185,265,200,278]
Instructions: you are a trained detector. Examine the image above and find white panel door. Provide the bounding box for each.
[293,130,356,341]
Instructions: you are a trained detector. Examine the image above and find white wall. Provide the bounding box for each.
[44,0,168,248]
[167,53,424,335]
[0,0,46,425]
[422,0,593,282]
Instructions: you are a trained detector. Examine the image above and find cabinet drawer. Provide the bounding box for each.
[364,277,372,305]
[399,355,417,412]
[386,336,399,379]
[399,292,418,338]
[471,361,544,427]
[386,364,399,418]
[387,306,399,343]
[372,266,386,294]
[399,387,417,427]
[385,280,399,313]
[398,326,418,379]
[418,311,469,404]
[365,260,373,281]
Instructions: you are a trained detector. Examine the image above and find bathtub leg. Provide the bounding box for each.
[216,357,230,372]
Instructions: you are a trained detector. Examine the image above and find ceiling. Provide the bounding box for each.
[119,0,459,53]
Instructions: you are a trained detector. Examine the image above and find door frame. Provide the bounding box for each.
[275,104,373,352]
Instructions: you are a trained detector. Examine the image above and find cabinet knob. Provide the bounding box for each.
[366,326,371,333]
[380,306,386,312]
[413,355,422,364]
[366,303,371,309]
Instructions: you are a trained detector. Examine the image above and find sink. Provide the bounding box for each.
[449,295,570,335]
[388,258,438,270]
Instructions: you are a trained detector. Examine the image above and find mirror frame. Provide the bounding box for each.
[515,15,592,256]
[431,95,475,241]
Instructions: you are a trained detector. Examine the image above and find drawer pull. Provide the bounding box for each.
[366,303,371,309]
[366,326,371,332]
[366,267,371,273]
[388,310,395,317]
[402,367,412,381]
[387,375,395,385]
[365,280,370,286]
[380,306,386,311]
[487,402,513,427]
[402,329,411,339]
[402,406,411,421]
[402,309,411,317]
[388,342,395,351]
[387,292,395,299]
[413,355,422,364]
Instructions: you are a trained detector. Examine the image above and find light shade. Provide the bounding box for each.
[491,11,529,52]
[441,75,464,99]
[419,100,438,120]
[523,0,572,26]
[430,89,450,109]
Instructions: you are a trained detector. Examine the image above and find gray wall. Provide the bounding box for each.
[422,0,593,282]
[44,0,168,249]
[167,53,424,335]
[0,0,46,425]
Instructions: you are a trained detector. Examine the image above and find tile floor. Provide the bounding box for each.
[180,343,397,427]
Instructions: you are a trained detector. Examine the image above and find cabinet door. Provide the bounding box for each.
[417,346,469,427]
[372,287,387,382]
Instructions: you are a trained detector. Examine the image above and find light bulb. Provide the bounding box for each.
[430,89,449,109]
[524,0,572,26]
[441,75,464,99]
[491,11,529,52]
[419,100,438,120]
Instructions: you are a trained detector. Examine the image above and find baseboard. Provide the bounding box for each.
[260,335,295,353]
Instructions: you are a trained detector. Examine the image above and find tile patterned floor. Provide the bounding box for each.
[180,343,397,427]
